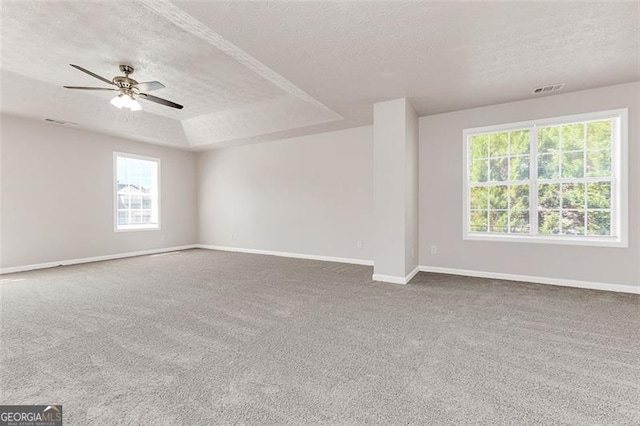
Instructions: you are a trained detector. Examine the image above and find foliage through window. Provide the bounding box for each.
[463,110,627,246]
[115,153,159,231]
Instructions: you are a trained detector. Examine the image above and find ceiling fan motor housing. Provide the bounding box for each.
[113,65,137,89]
[113,76,138,89]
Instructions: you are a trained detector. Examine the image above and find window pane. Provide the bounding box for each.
[118,194,129,209]
[538,126,559,153]
[489,210,508,233]
[509,184,529,210]
[142,196,152,209]
[470,135,488,159]
[510,130,530,155]
[509,155,529,181]
[587,211,611,236]
[490,158,508,182]
[130,195,142,209]
[539,211,560,234]
[561,183,585,210]
[509,210,530,234]
[537,153,559,179]
[586,120,612,150]
[561,151,584,178]
[561,210,585,235]
[470,159,488,182]
[586,150,611,177]
[470,187,488,210]
[118,211,128,225]
[562,123,584,151]
[490,133,508,157]
[470,210,488,232]
[131,212,143,224]
[587,182,611,209]
[538,183,560,209]
[489,185,508,209]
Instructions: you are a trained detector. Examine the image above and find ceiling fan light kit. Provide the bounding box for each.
[110,93,142,111]
[63,64,183,111]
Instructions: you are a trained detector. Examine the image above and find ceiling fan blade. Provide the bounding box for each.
[69,64,114,86]
[63,86,118,91]
[138,93,183,110]
[133,81,165,92]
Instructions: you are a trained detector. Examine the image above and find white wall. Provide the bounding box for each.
[373,99,410,277]
[419,82,640,287]
[3,82,637,290]
[0,114,197,269]
[198,126,373,262]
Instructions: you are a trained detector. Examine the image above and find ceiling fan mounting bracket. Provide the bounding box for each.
[119,64,134,75]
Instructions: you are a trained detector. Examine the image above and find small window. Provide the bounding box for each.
[114,153,160,231]
[463,109,627,247]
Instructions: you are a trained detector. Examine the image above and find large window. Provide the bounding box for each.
[463,109,627,247]
[114,153,160,231]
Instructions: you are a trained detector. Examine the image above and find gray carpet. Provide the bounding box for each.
[1,249,638,424]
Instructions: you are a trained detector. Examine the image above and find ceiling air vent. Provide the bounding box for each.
[532,83,565,95]
[44,118,78,127]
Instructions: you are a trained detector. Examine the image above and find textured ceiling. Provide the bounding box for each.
[0,0,341,149]
[1,1,638,150]
[180,1,640,122]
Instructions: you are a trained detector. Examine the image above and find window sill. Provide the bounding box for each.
[463,232,627,248]
[115,224,160,232]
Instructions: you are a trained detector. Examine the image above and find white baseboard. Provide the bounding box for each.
[419,265,639,295]
[372,265,420,285]
[4,243,635,295]
[196,244,374,266]
[0,245,198,274]
[406,266,420,283]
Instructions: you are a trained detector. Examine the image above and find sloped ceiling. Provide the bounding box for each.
[1,1,638,150]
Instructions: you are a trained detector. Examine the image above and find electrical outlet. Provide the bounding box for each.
[431,245,437,255]
[230,232,235,241]
[356,240,363,249]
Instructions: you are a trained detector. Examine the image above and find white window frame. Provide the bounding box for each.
[113,152,161,232]
[462,108,628,247]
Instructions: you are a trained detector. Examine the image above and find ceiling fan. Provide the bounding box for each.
[63,64,184,111]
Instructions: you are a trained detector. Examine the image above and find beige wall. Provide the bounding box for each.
[419,82,639,287]
[198,126,373,262]
[0,114,197,269]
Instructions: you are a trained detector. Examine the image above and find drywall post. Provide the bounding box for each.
[372,98,419,284]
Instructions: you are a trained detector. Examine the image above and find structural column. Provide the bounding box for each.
[372,98,419,284]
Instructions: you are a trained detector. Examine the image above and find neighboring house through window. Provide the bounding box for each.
[463,109,627,247]
[114,152,160,231]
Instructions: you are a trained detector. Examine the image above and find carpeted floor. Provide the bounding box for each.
[0,248,638,424]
